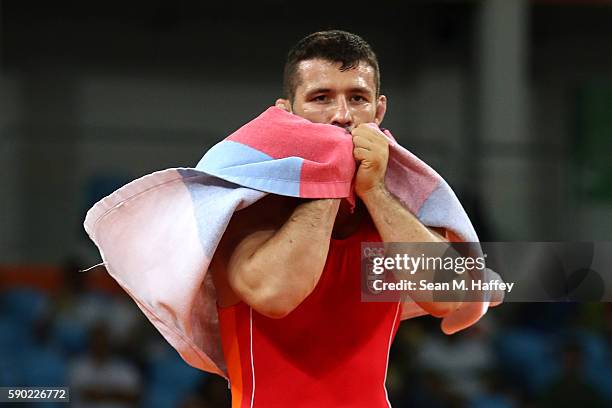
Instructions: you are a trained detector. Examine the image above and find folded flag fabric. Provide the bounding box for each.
[84,106,494,377]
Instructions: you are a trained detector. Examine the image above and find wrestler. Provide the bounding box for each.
[211,30,473,407]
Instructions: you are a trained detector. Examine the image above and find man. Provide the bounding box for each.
[210,30,468,407]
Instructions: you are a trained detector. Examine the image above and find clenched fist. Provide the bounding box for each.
[351,124,389,197]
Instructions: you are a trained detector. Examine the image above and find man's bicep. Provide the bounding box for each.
[223,229,278,306]
[211,212,275,307]
[226,230,275,285]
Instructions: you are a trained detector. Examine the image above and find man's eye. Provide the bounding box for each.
[312,95,327,102]
[351,95,367,102]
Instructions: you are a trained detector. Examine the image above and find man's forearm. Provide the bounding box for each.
[360,184,466,316]
[360,184,444,243]
[234,199,340,317]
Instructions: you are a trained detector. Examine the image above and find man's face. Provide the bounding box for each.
[276,59,387,132]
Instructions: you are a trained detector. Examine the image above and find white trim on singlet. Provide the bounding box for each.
[250,307,256,408]
[383,302,401,408]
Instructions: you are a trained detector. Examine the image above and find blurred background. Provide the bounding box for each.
[0,0,611,407]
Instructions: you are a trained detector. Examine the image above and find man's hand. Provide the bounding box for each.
[351,124,389,197]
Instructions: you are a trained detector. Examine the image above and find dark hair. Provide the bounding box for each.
[282,30,380,101]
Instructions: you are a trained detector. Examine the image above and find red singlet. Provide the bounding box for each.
[217,216,401,408]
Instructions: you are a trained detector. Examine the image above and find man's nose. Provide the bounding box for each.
[330,98,353,129]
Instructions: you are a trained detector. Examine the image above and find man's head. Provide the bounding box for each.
[276,30,387,132]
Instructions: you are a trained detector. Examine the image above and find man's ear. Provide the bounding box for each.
[275,98,292,113]
[374,95,387,125]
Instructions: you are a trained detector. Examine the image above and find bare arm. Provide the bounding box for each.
[360,184,445,243]
[360,184,463,316]
[216,198,340,318]
[352,124,462,317]
[353,123,503,335]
